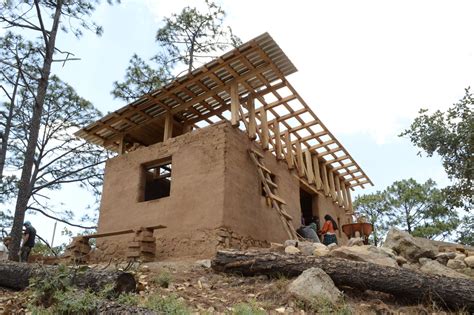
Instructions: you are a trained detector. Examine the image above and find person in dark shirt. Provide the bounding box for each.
[20,221,36,262]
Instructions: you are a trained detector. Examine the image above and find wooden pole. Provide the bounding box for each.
[312,155,322,190]
[285,131,294,170]
[273,122,283,160]
[335,174,343,206]
[346,186,353,211]
[259,108,269,150]
[328,168,337,202]
[248,96,257,140]
[296,141,305,178]
[304,150,315,184]
[163,113,173,141]
[230,83,240,127]
[320,164,330,196]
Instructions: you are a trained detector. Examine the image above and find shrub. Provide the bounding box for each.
[144,294,190,314]
[232,300,266,315]
[116,292,140,306]
[152,270,172,288]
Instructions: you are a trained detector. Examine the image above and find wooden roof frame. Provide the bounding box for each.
[76,33,373,189]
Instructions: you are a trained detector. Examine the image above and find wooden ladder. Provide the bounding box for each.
[249,149,298,240]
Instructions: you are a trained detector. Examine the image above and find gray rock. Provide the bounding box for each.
[447,259,467,270]
[285,245,301,254]
[195,259,212,268]
[328,245,399,268]
[327,243,338,251]
[383,228,436,262]
[347,237,364,247]
[454,254,467,261]
[435,252,456,265]
[284,240,298,247]
[298,241,319,255]
[465,256,474,268]
[287,267,341,304]
[395,256,408,266]
[419,259,470,279]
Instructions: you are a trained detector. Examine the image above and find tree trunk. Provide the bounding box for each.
[212,250,474,312]
[0,261,136,294]
[9,0,63,261]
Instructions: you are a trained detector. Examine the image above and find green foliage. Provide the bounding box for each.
[112,0,241,102]
[144,294,190,314]
[355,179,459,241]
[353,191,389,245]
[232,300,266,315]
[457,214,474,246]
[50,289,100,314]
[400,88,473,211]
[116,292,140,306]
[152,270,173,288]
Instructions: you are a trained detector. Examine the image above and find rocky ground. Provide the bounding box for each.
[0,228,472,314]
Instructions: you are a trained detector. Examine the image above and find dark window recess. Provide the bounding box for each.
[144,161,172,201]
[261,174,276,197]
[300,188,313,225]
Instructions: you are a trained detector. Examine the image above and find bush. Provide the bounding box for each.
[232,300,266,315]
[116,292,140,306]
[297,296,352,315]
[152,270,172,288]
[144,294,190,314]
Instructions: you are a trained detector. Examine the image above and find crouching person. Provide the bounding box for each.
[0,236,10,260]
[20,221,36,263]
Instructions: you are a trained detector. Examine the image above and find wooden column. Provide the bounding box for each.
[304,150,315,184]
[230,83,240,127]
[341,180,349,209]
[312,156,323,190]
[296,141,305,178]
[334,174,343,206]
[118,134,126,155]
[320,164,330,196]
[346,186,353,211]
[285,131,294,169]
[328,169,337,202]
[260,108,269,150]
[163,113,173,141]
[248,96,257,140]
[273,122,283,160]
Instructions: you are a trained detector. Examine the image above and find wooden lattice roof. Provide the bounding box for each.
[76,33,373,189]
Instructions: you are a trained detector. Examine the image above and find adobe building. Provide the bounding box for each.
[76,33,372,260]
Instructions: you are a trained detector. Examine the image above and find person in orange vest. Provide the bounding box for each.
[319,214,338,246]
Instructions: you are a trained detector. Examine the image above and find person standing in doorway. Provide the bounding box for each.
[320,214,338,246]
[20,221,36,262]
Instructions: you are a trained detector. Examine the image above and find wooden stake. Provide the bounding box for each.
[296,141,305,178]
[335,174,343,206]
[248,96,257,140]
[320,164,330,196]
[346,186,353,211]
[260,108,269,150]
[328,169,337,202]
[312,155,323,190]
[118,134,126,155]
[285,131,294,169]
[230,83,240,127]
[163,112,173,141]
[304,150,315,184]
[273,122,283,160]
[341,180,349,209]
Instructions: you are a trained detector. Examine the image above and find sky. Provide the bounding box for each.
[3,0,474,245]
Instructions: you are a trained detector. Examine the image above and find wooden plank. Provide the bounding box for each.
[269,193,287,205]
[304,150,315,184]
[335,174,343,206]
[285,131,294,169]
[82,225,166,240]
[296,141,305,178]
[328,169,337,202]
[256,161,272,174]
[230,83,240,127]
[312,155,323,190]
[248,96,257,139]
[273,122,283,160]
[249,148,264,158]
[346,185,353,211]
[118,134,126,155]
[320,164,330,196]
[259,107,269,150]
[341,179,349,209]
[163,113,173,141]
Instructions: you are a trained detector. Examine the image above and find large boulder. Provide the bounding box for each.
[298,241,321,256]
[383,228,436,262]
[435,252,456,265]
[419,259,470,279]
[328,245,398,268]
[465,256,474,268]
[287,267,341,304]
[447,259,467,270]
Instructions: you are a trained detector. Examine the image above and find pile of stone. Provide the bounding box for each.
[274,227,473,280]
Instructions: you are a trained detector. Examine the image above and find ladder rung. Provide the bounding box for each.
[266,180,278,189]
[269,193,287,205]
[256,162,272,174]
[279,209,293,221]
[250,149,264,158]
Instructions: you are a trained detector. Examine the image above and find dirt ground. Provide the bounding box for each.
[0,258,459,314]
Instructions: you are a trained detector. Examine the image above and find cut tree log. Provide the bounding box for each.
[0,261,136,293]
[212,250,474,312]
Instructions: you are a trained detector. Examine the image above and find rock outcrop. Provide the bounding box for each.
[287,267,341,304]
[383,228,436,262]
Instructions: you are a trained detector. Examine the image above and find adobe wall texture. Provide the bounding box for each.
[95,122,350,260]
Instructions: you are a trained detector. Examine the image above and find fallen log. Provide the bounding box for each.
[212,250,474,312]
[0,261,136,293]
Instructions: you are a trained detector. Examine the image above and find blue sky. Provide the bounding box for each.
[3,0,473,245]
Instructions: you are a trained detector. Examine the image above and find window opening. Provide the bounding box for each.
[300,188,314,226]
[143,159,172,201]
